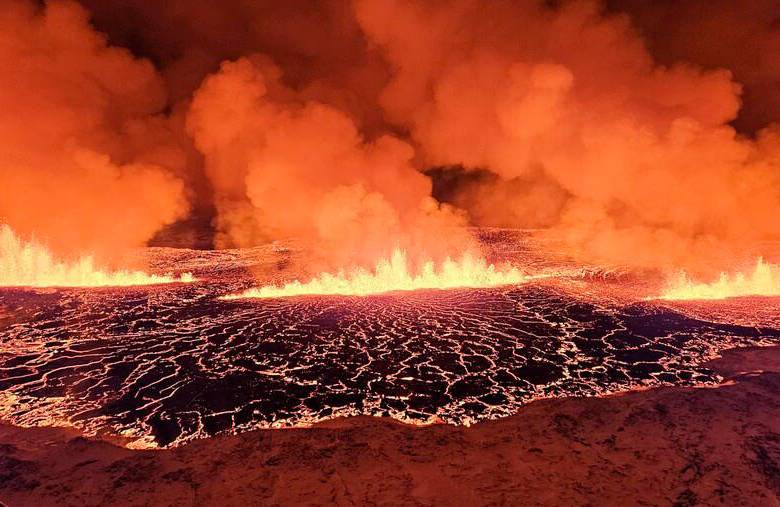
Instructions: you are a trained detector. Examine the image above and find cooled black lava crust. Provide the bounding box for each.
[2,278,778,447]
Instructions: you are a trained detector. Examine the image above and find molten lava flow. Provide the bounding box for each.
[658,258,780,300]
[224,249,529,299]
[0,225,193,288]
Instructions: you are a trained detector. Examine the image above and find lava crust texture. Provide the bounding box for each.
[1,235,779,447]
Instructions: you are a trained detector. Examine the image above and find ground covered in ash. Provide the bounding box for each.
[1,230,779,448]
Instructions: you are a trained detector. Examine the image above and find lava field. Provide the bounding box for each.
[1,232,779,448]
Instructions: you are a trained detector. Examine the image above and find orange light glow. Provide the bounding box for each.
[658,258,780,300]
[224,249,530,299]
[0,225,193,288]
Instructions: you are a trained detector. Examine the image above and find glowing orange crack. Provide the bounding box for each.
[223,249,530,299]
[0,225,193,288]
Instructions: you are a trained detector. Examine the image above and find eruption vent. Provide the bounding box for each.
[659,258,780,300]
[0,226,192,288]
[224,249,528,299]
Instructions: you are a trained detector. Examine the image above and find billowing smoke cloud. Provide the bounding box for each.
[0,0,188,261]
[186,56,472,268]
[3,0,780,276]
[354,0,780,273]
[71,0,395,223]
[74,0,390,133]
[608,0,780,133]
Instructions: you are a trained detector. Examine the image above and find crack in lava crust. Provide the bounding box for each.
[1,236,779,448]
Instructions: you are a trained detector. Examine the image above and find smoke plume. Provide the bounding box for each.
[186,56,472,268]
[0,0,188,262]
[608,0,780,133]
[354,0,780,273]
[3,0,780,276]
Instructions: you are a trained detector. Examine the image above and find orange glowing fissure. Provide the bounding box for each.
[658,258,780,301]
[0,225,193,288]
[223,249,538,299]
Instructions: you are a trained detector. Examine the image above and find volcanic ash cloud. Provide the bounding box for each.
[354,0,780,275]
[0,0,188,263]
[5,0,780,285]
[186,56,475,269]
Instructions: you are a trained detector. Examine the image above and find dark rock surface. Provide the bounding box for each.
[2,275,778,447]
[1,346,780,506]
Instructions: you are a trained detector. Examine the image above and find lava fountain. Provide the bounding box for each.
[0,225,193,288]
[224,249,531,299]
[658,258,780,300]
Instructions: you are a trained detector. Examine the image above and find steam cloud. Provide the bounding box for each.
[0,0,188,263]
[4,0,780,275]
[186,56,472,267]
[354,0,780,272]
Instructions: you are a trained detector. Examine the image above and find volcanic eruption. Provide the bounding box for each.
[223,249,531,299]
[1,0,780,504]
[0,225,193,287]
[658,258,780,301]
[1,0,778,292]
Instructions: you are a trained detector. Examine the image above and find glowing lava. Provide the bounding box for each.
[659,258,780,300]
[0,225,193,288]
[224,249,529,299]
